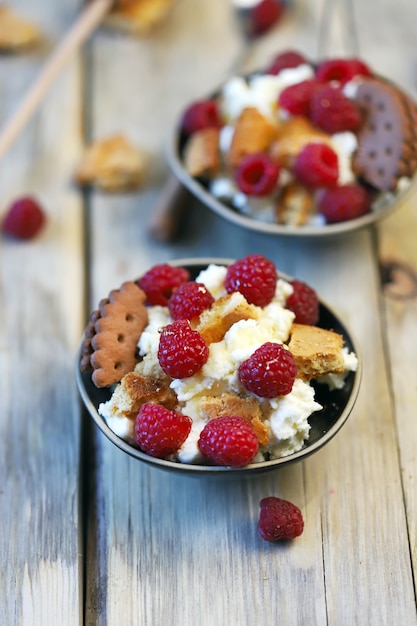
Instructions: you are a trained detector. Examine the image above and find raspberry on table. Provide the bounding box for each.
[265,49,309,75]
[238,342,297,398]
[135,403,192,458]
[168,281,214,321]
[225,254,277,307]
[286,279,319,325]
[1,196,46,240]
[278,79,321,117]
[137,264,190,306]
[293,143,339,188]
[250,0,285,37]
[234,152,280,196]
[158,319,209,379]
[318,183,372,223]
[258,496,304,541]
[181,99,221,137]
[315,57,372,85]
[310,84,362,134]
[198,415,259,467]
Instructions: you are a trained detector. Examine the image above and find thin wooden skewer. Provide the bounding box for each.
[0,0,113,165]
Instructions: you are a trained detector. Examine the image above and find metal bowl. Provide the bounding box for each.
[76,258,362,476]
[166,76,416,239]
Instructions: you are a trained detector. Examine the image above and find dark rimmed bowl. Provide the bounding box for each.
[76,258,362,476]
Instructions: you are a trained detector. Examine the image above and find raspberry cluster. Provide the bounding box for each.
[134,254,321,470]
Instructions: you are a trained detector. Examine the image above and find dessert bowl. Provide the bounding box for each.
[167,52,417,238]
[76,257,362,476]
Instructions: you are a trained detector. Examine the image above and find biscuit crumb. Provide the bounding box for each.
[270,116,332,168]
[75,134,147,192]
[276,182,315,226]
[229,107,277,169]
[288,323,344,380]
[104,371,177,421]
[0,6,42,52]
[105,0,175,35]
[184,128,220,178]
[195,292,259,345]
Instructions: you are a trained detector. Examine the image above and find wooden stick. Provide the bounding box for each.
[0,0,113,164]
[147,174,192,242]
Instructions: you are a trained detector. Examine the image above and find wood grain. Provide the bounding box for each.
[0,1,85,624]
[2,0,417,624]
[83,1,417,624]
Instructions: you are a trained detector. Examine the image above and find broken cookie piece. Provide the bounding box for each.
[0,6,42,52]
[105,0,176,36]
[288,323,345,380]
[75,134,147,192]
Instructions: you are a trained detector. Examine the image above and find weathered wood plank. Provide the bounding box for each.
[84,0,417,624]
[378,193,417,598]
[0,2,85,624]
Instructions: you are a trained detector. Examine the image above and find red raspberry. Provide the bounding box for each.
[137,264,190,306]
[265,50,308,75]
[225,254,277,307]
[239,342,296,398]
[1,196,46,240]
[278,79,321,117]
[181,99,221,136]
[158,319,209,378]
[258,497,304,541]
[315,57,372,85]
[310,84,362,134]
[168,281,214,321]
[235,153,280,196]
[250,0,285,37]
[293,143,339,188]
[198,415,259,467]
[286,279,319,325]
[135,403,192,458]
[318,183,372,223]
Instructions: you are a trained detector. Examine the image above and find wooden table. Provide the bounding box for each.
[1,1,417,624]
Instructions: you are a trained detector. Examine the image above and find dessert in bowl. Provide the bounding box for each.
[167,50,417,237]
[76,254,361,476]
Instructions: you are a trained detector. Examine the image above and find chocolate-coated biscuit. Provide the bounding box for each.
[353,78,416,191]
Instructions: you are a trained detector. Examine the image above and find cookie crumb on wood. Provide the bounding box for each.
[105,0,176,36]
[0,6,42,52]
[75,134,147,192]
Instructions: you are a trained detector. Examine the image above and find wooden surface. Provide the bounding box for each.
[1,1,417,624]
